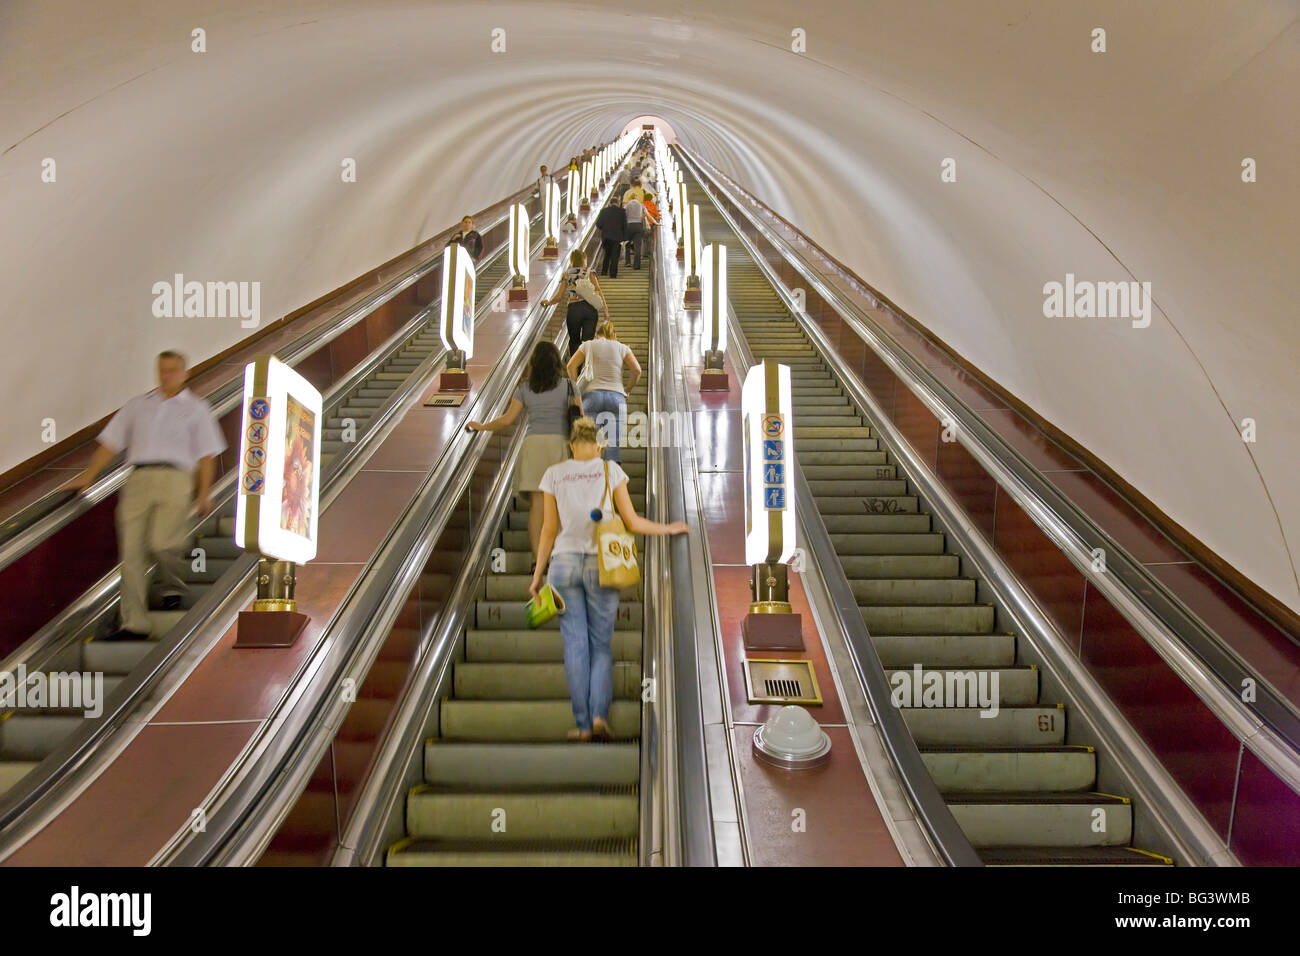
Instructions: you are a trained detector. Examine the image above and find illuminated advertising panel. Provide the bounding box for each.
[439,243,477,358]
[543,181,560,240]
[235,356,323,563]
[701,243,728,352]
[508,203,529,277]
[742,360,796,566]
[566,168,579,217]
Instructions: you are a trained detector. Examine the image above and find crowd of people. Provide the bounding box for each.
[466,132,686,740]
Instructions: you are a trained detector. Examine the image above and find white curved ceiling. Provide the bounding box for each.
[2,0,1297,610]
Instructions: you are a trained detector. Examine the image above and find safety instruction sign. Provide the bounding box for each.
[241,395,269,496]
[762,414,786,511]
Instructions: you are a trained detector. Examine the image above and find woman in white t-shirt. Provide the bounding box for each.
[565,319,641,463]
[532,417,687,741]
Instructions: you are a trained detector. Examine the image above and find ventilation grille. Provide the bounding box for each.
[743,659,822,705]
[425,395,466,407]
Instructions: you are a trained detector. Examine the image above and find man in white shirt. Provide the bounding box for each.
[71,350,227,638]
[535,164,553,199]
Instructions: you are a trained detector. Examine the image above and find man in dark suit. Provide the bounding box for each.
[594,197,626,279]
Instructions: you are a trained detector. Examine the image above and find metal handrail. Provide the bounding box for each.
[674,145,1300,785]
[642,236,718,866]
[0,224,552,853]
[0,180,562,574]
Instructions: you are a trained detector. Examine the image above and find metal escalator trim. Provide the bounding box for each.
[159,162,627,866]
[714,261,977,867]
[0,186,566,575]
[681,155,1234,866]
[0,228,552,854]
[675,146,1300,768]
[639,223,720,867]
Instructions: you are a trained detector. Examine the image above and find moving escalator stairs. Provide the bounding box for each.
[687,186,1171,866]
[387,262,653,865]
[0,221,541,798]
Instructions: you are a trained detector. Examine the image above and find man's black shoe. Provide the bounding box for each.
[102,628,151,642]
[160,594,183,611]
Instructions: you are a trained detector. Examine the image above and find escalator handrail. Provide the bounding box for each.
[0,226,552,852]
[673,145,1300,790]
[0,180,561,575]
[642,236,719,866]
[158,152,635,865]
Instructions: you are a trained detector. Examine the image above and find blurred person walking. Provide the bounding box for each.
[69,351,226,639]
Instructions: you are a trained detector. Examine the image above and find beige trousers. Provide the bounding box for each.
[116,468,192,635]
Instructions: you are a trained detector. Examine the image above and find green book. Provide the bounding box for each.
[525,584,565,629]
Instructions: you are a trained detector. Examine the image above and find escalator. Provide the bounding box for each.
[0,207,550,801]
[682,171,1170,866]
[387,262,653,865]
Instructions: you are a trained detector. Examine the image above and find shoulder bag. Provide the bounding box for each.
[596,461,640,589]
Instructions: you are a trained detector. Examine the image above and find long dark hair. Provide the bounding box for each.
[526,341,565,393]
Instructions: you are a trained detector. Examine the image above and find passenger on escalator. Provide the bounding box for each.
[541,249,609,360]
[449,216,483,263]
[614,164,632,193]
[531,417,688,741]
[594,197,626,279]
[67,350,227,640]
[466,342,582,563]
[535,164,553,199]
[621,182,649,206]
[622,195,656,270]
[566,319,640,463]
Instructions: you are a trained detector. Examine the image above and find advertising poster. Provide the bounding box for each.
[462,270,474,345]
[281,394,315,537]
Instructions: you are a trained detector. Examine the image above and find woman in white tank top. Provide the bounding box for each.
[565,319,642,462]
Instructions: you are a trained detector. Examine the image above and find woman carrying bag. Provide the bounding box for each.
[466,342,582,563]
[566,318,641,463]
[542,249,608,360]
[532,417,688,741]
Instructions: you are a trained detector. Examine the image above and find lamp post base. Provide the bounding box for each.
[700,369,730,391]
[235,609,309,648]
[439,369,470,392]
[742,611,805,650]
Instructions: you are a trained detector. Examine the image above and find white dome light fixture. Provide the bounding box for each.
[753,705,831,770]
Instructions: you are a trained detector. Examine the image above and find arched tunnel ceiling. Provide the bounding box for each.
[2,0,1297,609]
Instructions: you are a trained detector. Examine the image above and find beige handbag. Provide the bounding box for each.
[596,461,640,589]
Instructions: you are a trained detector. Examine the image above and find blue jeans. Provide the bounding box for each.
[547,551,620,731]
[583,388,626,462]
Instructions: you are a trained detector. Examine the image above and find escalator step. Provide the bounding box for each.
[979,846,1172,866]
[387,837,636,867]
